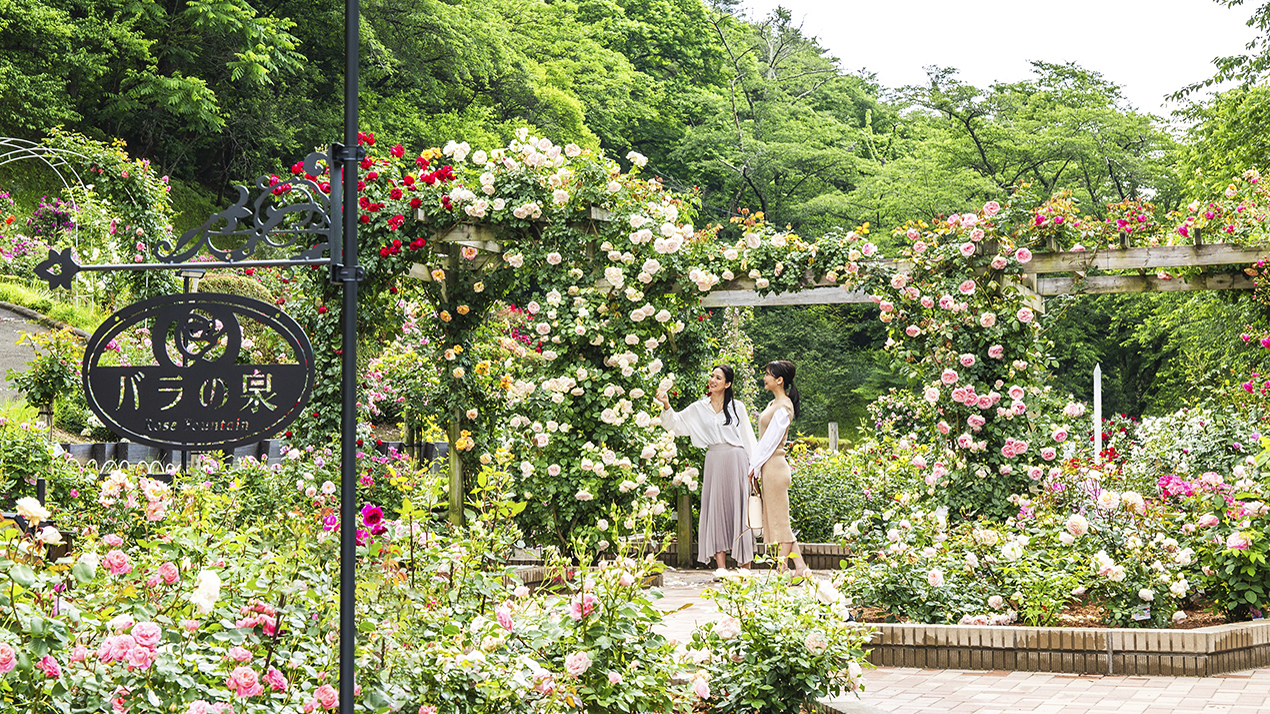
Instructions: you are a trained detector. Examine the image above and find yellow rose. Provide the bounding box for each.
[457,305,469,315]
[431,269,446,281]
[439,311,451,322]
[473,282,485,293]
[453,367,465,379]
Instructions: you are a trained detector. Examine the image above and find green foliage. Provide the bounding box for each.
[5,329,80,410]
[784,439,928,543]
[902,62,1182,216]
[195,272,274,303]
[749,304,902,438]
[687,573,872,713]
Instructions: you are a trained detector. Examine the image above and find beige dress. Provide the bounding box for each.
[750,402,795,544]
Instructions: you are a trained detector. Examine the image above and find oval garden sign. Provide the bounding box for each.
[83,293,315,450]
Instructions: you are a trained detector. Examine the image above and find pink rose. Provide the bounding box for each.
[265,666,288,692]
[181,620,201,632]
[983,201,1001,217]
[70,646,89,663]
[226,646,253,663]
[694,677,711,699]
[103,534,124,546]
[419,707,439,714]
[37,655,61,678]
[103,549,132,576]
[1041,447,1056,461]
[988,345,1004,359]
[959,353,976,367]
[1008,385,1025,400]
[960,242,976,257]
[1017,307,1034,323]
[927,568,944,587]
[938,295,955,309]
[131,622,162,649]
[937,420,951,435]
[608,671,623,685]
[496,605,514,631]
[920,296,934,308]
[126,646,154,670]
[1227,532,1252,550]
[1198,514,1220,527]
[1052,428,1068,443]
[940,369,958,385]
[977,395,993,409]
[565,650,592,677]
[879,301,894,313]
[158,562,180,585]
[924,387,940,404]
[1015,247,1032,263]
[905,325,920,337]
[958,279,976,295]
[990,256,1008,270]
[0,643,17,673]
[227,667,264,698]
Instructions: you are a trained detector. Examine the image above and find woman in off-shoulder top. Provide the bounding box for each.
[657,364,757,569]
[748,360,811,578]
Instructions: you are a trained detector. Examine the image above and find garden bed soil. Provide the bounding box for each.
[857,601,1230,630]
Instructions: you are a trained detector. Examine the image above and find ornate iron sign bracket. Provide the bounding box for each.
[34,150,342,289]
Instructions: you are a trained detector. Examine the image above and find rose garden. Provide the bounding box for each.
[2,122,1270,713]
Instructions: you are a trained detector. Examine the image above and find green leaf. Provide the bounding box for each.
[9,564,35,588]
[71,560,95,584]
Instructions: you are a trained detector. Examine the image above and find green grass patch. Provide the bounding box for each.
[0,280,107,331]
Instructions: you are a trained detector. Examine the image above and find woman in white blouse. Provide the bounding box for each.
[748,360,811,578]
[657,364,757,569]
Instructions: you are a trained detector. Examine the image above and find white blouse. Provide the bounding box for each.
[748,406,792,477]
[660,397,758,456]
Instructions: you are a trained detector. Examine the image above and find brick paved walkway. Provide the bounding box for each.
[654,569,1270,714]
[831,667,1270,713]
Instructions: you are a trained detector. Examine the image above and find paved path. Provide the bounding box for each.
[833,667,1270,714]
[0,305,46,403]
[654,569,1270,714]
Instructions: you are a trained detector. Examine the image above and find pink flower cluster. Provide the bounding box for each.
[236,597,281,636]
[97,621,162,671]
[570,592,599,620]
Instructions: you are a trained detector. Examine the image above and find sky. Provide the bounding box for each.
[740,0,1261,113]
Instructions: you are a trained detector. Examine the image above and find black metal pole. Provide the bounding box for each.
[339,0,360,708]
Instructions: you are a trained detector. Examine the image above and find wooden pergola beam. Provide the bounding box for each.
[700,285,873,307]
[1037,271,1256,295]
[1024,244,1269,273]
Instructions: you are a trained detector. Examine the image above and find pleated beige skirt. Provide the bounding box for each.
[761,451,795,544]
[699,443,755,564]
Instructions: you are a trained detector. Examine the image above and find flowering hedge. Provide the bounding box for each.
[0,444,870,711]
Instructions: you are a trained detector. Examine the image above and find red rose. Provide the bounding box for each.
[390,188,402,200]
[390,144,404,158]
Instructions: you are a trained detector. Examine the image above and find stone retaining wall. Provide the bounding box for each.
[862,620,1270,676]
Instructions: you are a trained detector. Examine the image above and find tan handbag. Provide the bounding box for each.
[747,475,764,533]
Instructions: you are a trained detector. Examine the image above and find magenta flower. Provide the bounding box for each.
[361,504,384,529]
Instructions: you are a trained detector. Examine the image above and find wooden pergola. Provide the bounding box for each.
[700,244,1267,308]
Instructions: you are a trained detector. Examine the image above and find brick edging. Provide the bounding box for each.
[860,619,1270,676]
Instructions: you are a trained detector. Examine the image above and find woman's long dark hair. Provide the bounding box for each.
[766,360,801,419]
[711,364,739,425]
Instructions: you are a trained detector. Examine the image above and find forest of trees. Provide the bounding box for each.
[4,0,1270,435]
